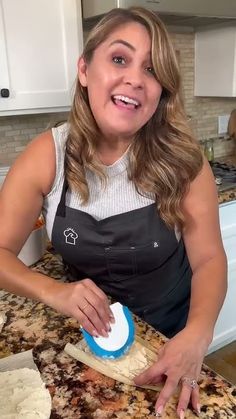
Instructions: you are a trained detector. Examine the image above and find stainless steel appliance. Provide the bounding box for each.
[211,161,236,192]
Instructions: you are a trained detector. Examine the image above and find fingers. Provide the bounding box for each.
[155,374,179,416]
[69,278,114,337]
[154,378,200,418]
[84,279,115,322]
[154,375,200,418]
[47,278,113,337]
[135,361,201,418]
[76,307,101,337]
[81,279,113,334]
[134,329,204,418]
[134,364,164,386]
[177,381,200,418]
[78,294,110,338]
[53,279,113,337]
[191,385,201,416]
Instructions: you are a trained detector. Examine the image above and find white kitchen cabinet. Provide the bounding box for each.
[0,0,83,115]
[208,200,236,353]
[194,26,236,97]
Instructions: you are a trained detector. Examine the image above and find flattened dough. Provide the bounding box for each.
[80,338,154,379]
[0,367,51,418]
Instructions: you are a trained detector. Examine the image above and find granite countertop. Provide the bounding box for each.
[218,188,236,205]
[0,252,235,418]
[217,155,236,205]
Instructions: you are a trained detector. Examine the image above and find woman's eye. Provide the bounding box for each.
[146,66,155,75]
[112,56,125,65]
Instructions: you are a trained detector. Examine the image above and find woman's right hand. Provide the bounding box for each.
[44,278,114,337]
[0,133,113,338]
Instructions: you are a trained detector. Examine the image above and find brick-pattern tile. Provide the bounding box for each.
[170,32,236,144]
[0,112,68,166]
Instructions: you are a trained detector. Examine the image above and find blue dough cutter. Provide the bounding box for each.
[81,302,135,359]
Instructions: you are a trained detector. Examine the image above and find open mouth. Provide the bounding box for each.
[111,94,141,110]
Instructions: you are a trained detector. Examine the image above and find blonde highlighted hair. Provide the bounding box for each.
[65,7,203,228]
[228,109,236,140]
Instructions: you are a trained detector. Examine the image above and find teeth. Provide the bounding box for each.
[113,95,140,106]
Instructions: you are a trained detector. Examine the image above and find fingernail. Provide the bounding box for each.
[101,328,109,337]
[197,404,201,415]
[106,322,111,332]
[92,330,99,338]
[179,410,185,419]
[155,405,163,417]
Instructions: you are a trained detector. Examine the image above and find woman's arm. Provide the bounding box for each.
[0,132,112,336]
[135,158,227,417]
[0,131,55,297]
[182,157,227,344]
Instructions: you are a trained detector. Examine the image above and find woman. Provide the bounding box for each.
[228,108,236,140]
[0,7,227,418]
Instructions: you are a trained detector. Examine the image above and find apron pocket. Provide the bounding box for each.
[134,238,179,275]
[134,241,161,274]
[105,247,137,281]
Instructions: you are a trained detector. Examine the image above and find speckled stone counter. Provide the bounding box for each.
[217,155,236,204]
[218,188,236,204]
[0,252,235,418]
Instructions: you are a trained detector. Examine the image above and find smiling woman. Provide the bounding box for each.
[66,8,201,229]
[0,6,227,419]
[77,21,162,147]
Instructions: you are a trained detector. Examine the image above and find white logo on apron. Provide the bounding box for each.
[64,228,78,245]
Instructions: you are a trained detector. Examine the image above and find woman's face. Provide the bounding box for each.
[78,22,163,141]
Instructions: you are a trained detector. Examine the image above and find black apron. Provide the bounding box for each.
[51,179,192,338]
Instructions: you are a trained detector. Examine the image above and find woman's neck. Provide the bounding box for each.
[96,137,132,166]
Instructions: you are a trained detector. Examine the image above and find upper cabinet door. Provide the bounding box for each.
[0,0,83,115]
[194,26,236,97]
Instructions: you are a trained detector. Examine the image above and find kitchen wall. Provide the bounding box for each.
[0,31,236,167]
[171,33,236,137]
[0,112,68,166]
[170,32,236,158]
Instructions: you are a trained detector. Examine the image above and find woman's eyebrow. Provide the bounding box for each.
[108,39,136,51]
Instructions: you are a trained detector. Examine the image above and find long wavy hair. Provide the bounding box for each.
[65,7,203,228]
[228,109,236,140]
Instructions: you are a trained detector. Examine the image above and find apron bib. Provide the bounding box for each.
[51,180,192,338]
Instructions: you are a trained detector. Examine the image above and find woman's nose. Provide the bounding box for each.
[123,66,144,89]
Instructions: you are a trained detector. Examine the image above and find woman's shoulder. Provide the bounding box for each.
[19,123,69,195]
[51,122,69,146]
[7,129,57,197]
[51,122,69,163]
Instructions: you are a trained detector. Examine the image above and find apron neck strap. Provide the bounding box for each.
[56,177,68,217]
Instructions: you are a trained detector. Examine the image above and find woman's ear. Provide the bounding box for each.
[77,56,88,87]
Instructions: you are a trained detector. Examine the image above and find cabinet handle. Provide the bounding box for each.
[0,88,10,98]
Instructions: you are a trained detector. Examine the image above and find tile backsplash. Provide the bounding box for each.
[0,112,68,166]
[0,31,236,167]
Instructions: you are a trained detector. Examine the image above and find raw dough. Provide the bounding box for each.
[80,339,153,380]
[0,367,51,418]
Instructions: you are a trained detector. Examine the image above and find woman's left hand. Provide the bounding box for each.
[134,327,209,417]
